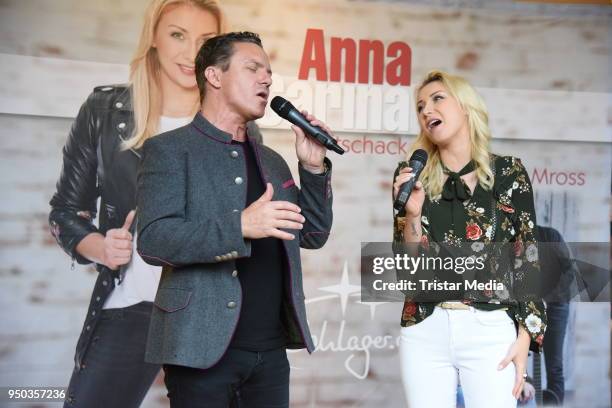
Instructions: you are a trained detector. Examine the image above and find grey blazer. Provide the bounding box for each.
[137,112,333,369]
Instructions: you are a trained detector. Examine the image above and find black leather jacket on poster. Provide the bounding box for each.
[49,84,262,370]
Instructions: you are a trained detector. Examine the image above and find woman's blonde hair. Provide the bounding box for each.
[409,70,494,200]
[123,0,227,150]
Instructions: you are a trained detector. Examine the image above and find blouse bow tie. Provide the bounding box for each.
[441,160,476,232]
[442,161,476,202]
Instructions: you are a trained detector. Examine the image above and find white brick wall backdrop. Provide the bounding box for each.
[0,1,610,407]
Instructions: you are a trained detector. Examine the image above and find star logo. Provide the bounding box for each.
[313,261,361,315]
[306,260,389,318]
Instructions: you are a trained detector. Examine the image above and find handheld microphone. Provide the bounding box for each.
[393,149,428,212]
[270,96,345,155]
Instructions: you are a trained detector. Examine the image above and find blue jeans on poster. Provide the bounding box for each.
[543,302,569,403]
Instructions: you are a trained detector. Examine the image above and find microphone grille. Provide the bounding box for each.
[410,149,428,164]
[271,96,292,117]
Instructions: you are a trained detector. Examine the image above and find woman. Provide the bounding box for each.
[48,1,260,406]
[392,70,546,408]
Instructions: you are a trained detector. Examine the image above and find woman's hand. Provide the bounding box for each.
[497,325,531,399]
[520,381,535,403]
[393,166,426,218]
[102,210,136,270]
[75,210,136,269]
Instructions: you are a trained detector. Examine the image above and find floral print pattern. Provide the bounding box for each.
[393,155,547,352]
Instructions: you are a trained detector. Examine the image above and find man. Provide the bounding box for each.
[536,225,578,406]
[136,32,335,406]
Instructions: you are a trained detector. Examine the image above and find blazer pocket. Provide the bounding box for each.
[154,288,192,313]
[282,179,296,189]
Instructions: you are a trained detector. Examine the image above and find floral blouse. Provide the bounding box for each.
[393,155,547,352]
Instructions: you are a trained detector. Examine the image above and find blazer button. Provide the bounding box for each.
[102,280,108,286]
[232,209,239,213]
[117,122,126,130]
[214,256,221,262]
[115,102,123,108]
[230,150,239,158]
[231,270,238,277]
[230,251,238,258]
[227,301,237,309]
[234,177,243,185]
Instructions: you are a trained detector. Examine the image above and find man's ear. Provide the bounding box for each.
[204,66,222,90]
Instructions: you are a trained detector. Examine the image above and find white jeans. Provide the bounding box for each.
[399,306,518,408]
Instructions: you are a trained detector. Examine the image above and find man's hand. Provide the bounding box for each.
[102,209,135,270]
[241,183,305,240]
[292,110,339,173]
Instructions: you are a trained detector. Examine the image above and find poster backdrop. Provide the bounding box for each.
[0,0,610,407]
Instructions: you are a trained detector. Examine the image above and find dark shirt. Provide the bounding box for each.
[393,155,547,352]
[229,140,286,351]
[537,225,577,303]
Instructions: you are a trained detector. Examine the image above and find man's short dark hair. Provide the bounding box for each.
[195,31,263,102]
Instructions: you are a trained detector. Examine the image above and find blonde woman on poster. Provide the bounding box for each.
[392,70,546,408]
[48,1,262,407]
